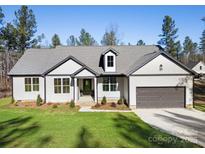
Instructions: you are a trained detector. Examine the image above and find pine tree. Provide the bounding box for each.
[77,29,97,46]
[67,35,77,46]
[136,40,145,46]
[0,7,5,51]
[183,36,198,62]
[14,5,37,52]
[51,34,61,48]
[158,16,179,58]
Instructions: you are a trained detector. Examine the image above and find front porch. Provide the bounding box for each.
[74,77,97,104]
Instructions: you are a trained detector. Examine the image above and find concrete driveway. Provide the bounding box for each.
[133,108,205,147]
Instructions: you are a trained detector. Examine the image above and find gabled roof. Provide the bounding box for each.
[186,61,203,69]
[8,45,195,76]
[101,47,119,56]
[127,51,196,75]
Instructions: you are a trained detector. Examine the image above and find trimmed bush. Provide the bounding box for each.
[36,94,43,106]
[117,97,126,105]
[70,100,75,108]
[101,96,107,105]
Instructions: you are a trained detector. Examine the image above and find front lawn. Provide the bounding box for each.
[194,103,205,112]
[0,97,200,148]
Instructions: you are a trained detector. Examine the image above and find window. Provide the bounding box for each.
[103,77,117,91]
[25,78,31,92]
[33,78,39,91]
[110,77,117,91]
[63,78,70,93]
[103,77,109,91]
[200,66,202,70]
[54,78,61,93]
[54,78,70,94]
[107,56,114,67]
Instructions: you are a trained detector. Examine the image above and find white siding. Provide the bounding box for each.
[97,77,125,100]
[192,61,205,74]
[75,69,95,77]
[48,59,82,75]
[13,76,44,101]
[46,76,74,103]
[104,51,116,72]
[133,55,189,75]
[129,75,193,107]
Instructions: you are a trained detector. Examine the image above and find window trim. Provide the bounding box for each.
[54,78,70,94]
[102,77,117,92]
[33,78,39,91]
[25,78,32,92]
[107,56,114,67]
[25,77,40,92]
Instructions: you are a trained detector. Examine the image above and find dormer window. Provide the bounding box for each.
[101,48,119,72]
[107,56,114,67]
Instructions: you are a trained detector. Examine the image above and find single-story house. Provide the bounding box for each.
[186,61,205,76]
[8,45,195,108]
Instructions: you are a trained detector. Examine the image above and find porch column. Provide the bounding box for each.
[94,77,97,103]
[74,78,77,103]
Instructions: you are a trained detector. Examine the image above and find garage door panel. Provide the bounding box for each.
[136,87,185,108]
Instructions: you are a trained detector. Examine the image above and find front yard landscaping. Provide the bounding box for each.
[194,103,205,112]
[0,97,200,148]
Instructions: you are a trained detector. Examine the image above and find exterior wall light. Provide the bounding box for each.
[159,64,163,71]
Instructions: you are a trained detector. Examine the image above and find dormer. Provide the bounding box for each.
[101,48,119,72]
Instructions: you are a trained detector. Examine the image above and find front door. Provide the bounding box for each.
[83,79,92,95]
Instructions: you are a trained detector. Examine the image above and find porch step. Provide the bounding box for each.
[78,95,94,103]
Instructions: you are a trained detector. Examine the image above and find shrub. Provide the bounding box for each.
[70,100,75,108]
[36,94,43,106]
[117,98,123,105]
[52,104,58,108]
[101,96,107,105]
[111,102,116,107]
[117,97,126,105]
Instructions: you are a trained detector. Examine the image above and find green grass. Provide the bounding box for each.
[194,103,205,112]
[0,97,200,148]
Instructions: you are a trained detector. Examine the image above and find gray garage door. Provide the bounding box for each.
[136,87,185,108]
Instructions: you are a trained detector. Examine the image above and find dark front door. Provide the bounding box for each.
[83,79,92,95]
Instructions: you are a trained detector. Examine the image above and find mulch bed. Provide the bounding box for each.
[91,102,130,110]
[9,101,79,110]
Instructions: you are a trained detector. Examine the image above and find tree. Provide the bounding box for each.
[1,23,18,51]
[175,41,182,60]
[14,5,37,52]
[136,40,145,46]
[158,16,179,58]
[0,7,5,51]
[51,34,61,48]
[32,33,46,48]
[182,36,198,62]
[101,25,120,46]
[77,29,97,46]
[67,35,77,46]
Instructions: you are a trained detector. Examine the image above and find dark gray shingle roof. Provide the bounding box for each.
[9,45,164,76]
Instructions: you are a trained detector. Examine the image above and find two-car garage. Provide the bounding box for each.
[128,54,194,109]
[135,87,185,108]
